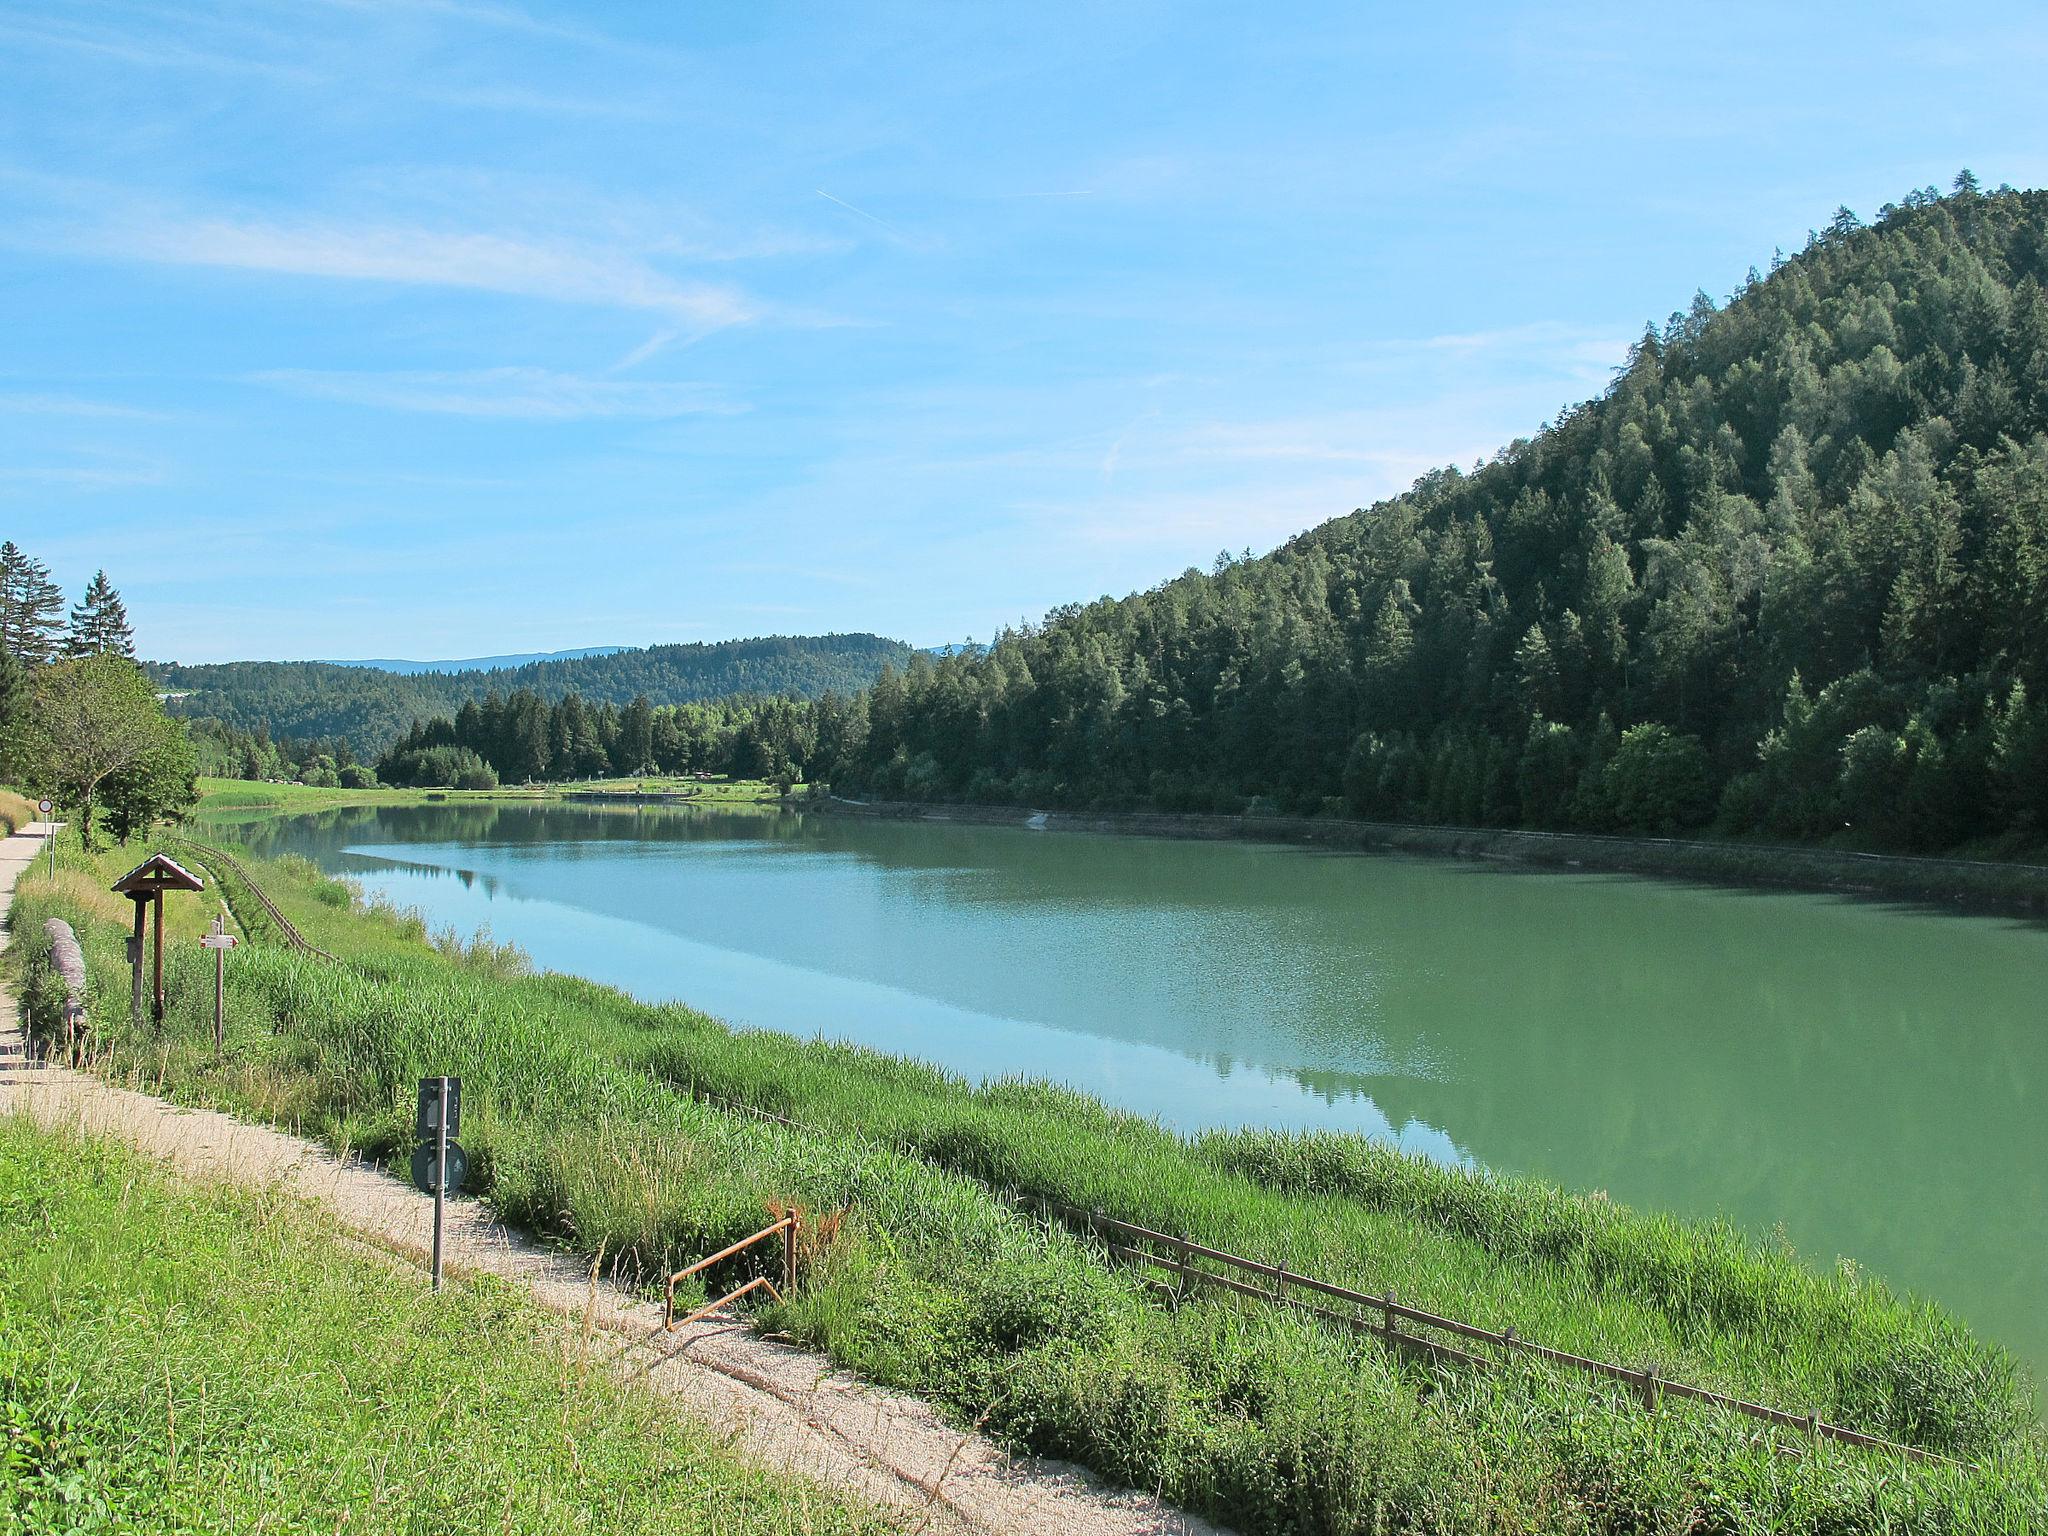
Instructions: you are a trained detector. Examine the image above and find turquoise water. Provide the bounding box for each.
[219,800,2048,1384]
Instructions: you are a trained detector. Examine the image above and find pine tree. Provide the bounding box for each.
[64,570,136,659]
[0,542,67,663]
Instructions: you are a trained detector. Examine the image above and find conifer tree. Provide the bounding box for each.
[0,542,66,663]
[64,570,137,659]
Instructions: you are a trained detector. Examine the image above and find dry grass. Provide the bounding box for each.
[0,789,41,835]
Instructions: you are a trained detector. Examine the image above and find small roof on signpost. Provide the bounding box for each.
[111,853,206,898]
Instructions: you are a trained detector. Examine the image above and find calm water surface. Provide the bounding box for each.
[214,801,2048,1383]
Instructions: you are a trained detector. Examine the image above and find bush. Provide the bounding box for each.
[338,765,379,790]
[1602,724,1714,832]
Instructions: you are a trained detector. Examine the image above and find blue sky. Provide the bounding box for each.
[6,1,2046,663]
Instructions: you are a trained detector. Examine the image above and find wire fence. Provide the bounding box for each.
[685,1083,1961,1469]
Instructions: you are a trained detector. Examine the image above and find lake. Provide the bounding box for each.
[213,799,2048,1386]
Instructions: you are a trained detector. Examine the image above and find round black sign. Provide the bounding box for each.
[410,1140,469,1195]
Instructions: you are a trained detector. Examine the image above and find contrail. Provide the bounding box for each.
[816,188,908,238]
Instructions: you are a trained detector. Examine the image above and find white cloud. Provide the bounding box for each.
[116,215,758,328]
[0,393,169,420]
[251,366,745,420]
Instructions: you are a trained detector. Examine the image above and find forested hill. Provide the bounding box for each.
[151,633,913,755]
[836,182,2048,851]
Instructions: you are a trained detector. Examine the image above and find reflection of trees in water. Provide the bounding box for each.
[208,801,810,863]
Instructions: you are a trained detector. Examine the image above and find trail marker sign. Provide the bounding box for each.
[410,1139,470,1194]
[414,1075,465,1292]
[416,1076,462,1139]
[202,917,238,1055]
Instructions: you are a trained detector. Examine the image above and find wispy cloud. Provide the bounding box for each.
[0,460,169,491]
[251,366,746,420]
[0,16,317,82]
[0,392,170,420]
[608,329,680,372]
[102,214,760,328]
[1409,320,1633,376]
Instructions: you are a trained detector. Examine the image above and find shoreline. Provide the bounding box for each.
[816,796,2048,915]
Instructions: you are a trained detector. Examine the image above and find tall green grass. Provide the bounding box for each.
[13,836,2046,1533]
[0,1113,897,1535]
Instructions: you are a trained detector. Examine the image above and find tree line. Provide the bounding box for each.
[783,179,2048,853]
[371,689,841,789]
[0,547,196,846]
[151,633,913,754]
[175,180,2048,859]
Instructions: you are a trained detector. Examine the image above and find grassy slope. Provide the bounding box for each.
[0,1114,895,1536]
[12,824,2046,1534]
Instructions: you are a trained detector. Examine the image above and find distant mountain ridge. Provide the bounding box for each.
[322,646,630,675]
[150,633,914,754]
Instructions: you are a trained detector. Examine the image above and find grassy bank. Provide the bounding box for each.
[0,1113,895,1535]
[190,775,784,826]
[13,833,2046,1532]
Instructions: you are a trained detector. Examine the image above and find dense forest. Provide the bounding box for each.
[279,182,2048,854]
[150,633,912,757]
[367,691,834,788]
[809,180,2048,851]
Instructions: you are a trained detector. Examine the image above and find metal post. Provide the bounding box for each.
[432,1076,448,1292]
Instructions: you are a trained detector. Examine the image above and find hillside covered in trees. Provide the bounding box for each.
[151,634,913,758]
[817,180,2048,851]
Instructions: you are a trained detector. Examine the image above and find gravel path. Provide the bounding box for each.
[0,823,1224,1536]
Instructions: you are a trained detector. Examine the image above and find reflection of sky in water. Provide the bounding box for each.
[344,849,1470,1161]
[240,803,2048,1390]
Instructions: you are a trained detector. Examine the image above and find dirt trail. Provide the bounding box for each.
[0,824,1223,1536]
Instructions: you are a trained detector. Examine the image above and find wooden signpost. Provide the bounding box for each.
[110,854,205,1027]
[200,916,238,1055]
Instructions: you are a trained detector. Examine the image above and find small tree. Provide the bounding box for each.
[64,570,137,658]
[1603,723,1714,833]
[11,655,188,847]
[101,726,199,842]
[0,542,66,663]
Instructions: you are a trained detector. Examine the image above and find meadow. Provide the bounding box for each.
[0,1113,896,1535]
[12,817,2046,1534]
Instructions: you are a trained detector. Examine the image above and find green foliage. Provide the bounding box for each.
[802,186,2048,855]
[0,1117,897,1535]
[1603,724,1715,833]
[151,634,913,756]
[60,569,135,659]
[8,654,195,847]
[13,838,2045,1532]
[0,541,65,665]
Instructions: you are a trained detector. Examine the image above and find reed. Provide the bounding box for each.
[13,837,2044,1533]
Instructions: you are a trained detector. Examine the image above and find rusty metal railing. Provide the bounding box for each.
[682,1081,1966,1468]
[663,1215,798,1330]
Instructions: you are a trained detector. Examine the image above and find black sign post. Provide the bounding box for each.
[412,1076,466,1292]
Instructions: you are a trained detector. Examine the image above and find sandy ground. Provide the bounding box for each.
[0,823,1225,1536]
